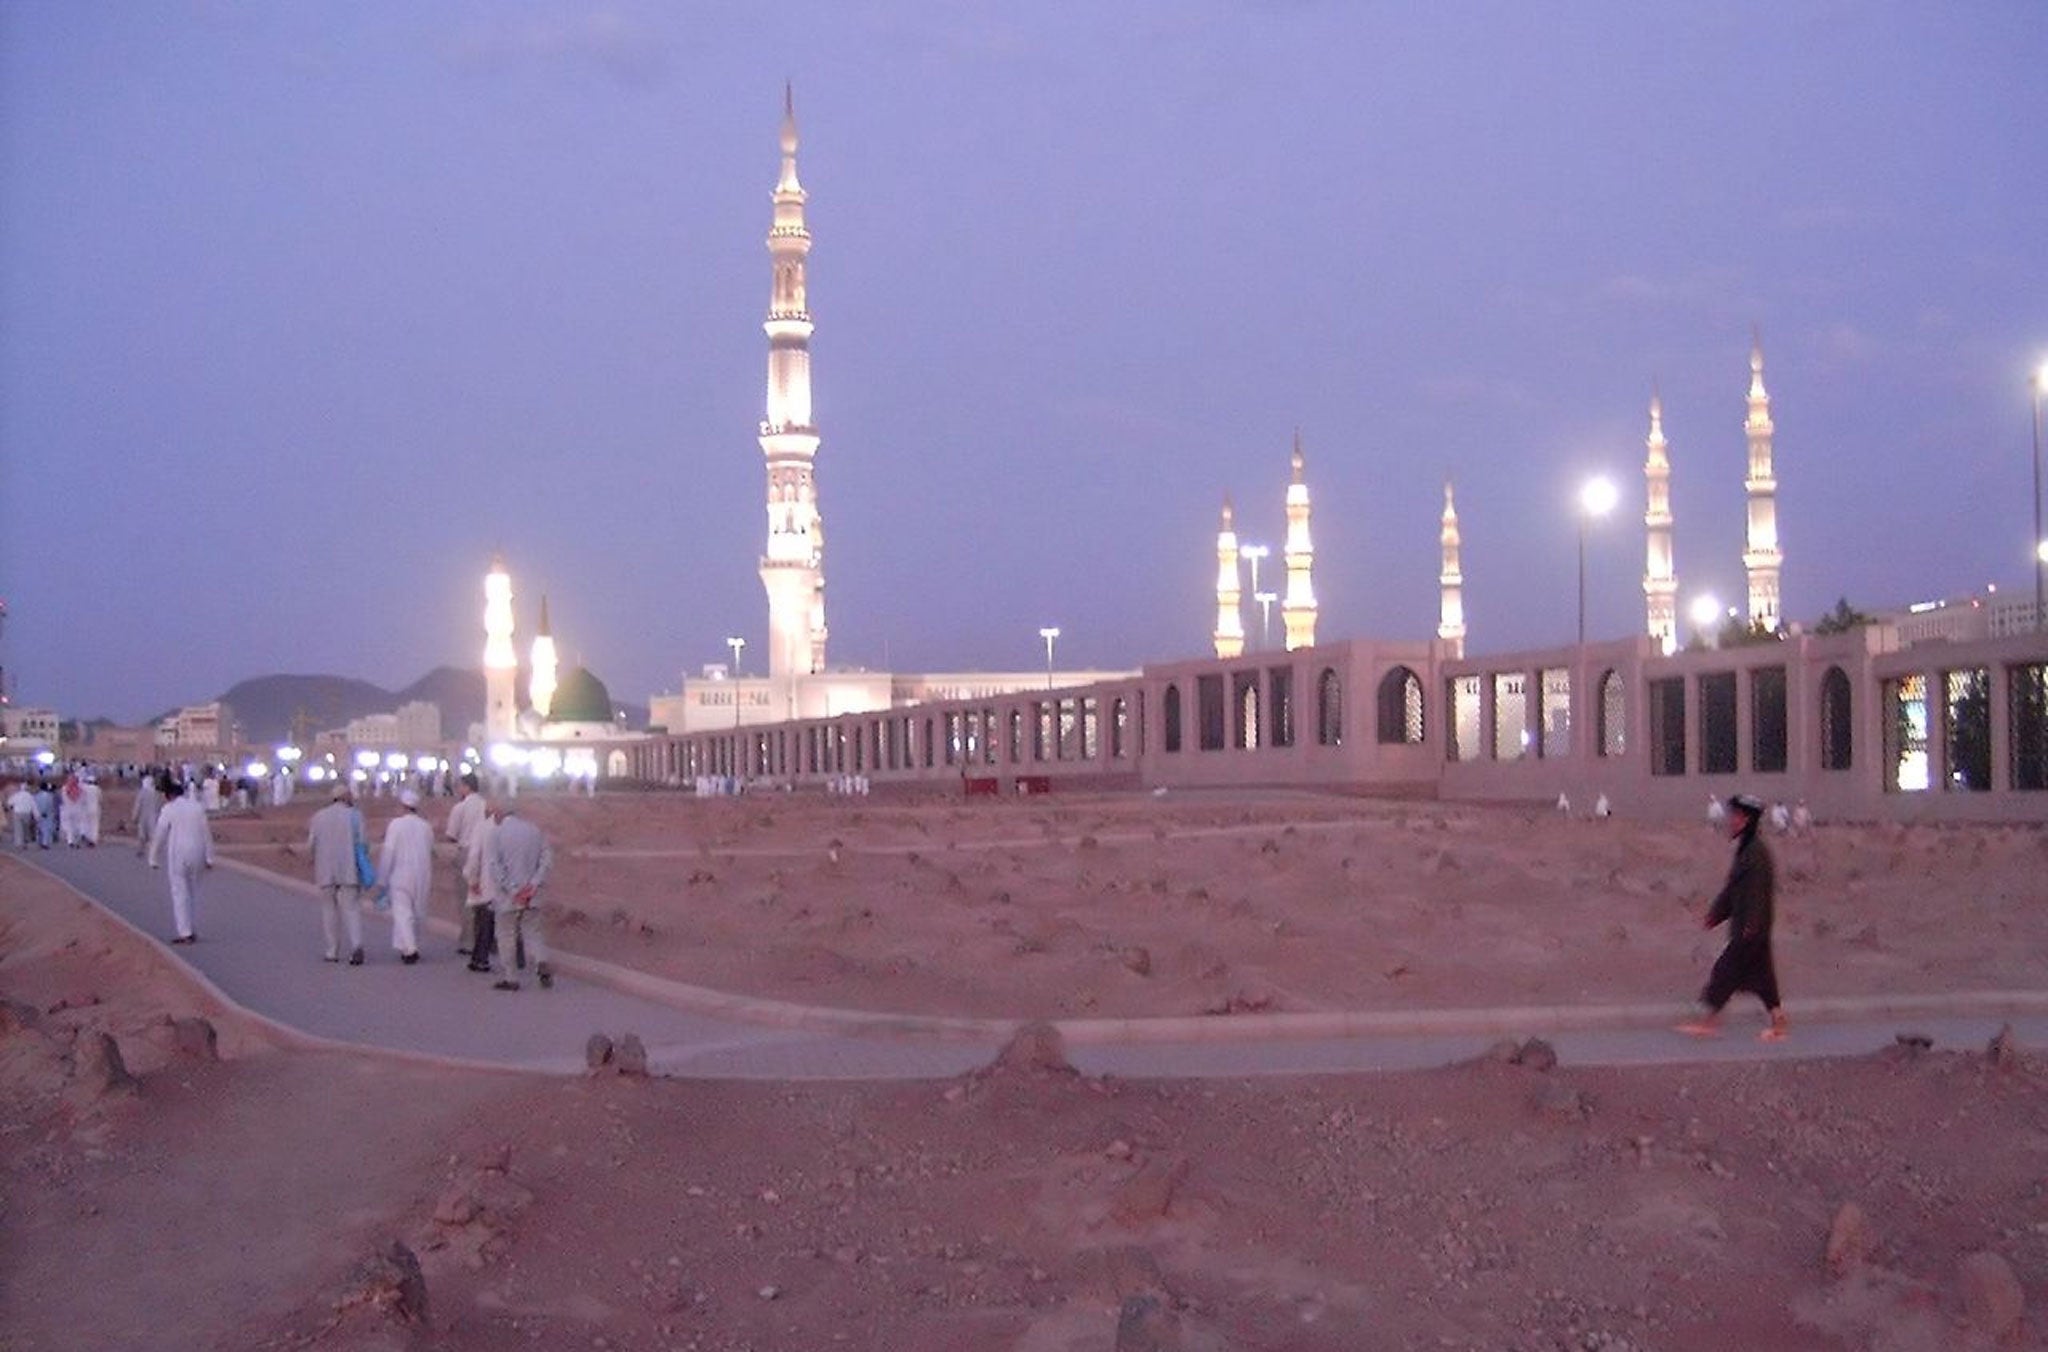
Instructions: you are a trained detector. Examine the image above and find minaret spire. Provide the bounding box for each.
[1281,429,1319,651]
[759,86,828,681]
[482,553,518,742]
[1438,480,1466,659]
[529,593,558,718]
[1742,332,1782,630]
[1212,497,1245,659]
[1643,387,1678,654]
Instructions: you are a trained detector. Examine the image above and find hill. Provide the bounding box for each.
[214,667,643,745]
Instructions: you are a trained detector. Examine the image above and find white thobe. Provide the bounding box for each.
[377,812,434,955]
[147,797,215,939]
[81,782,102,843]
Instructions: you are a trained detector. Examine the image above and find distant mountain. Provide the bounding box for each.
[213,666,646,746]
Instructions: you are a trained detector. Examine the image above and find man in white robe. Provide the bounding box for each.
[442,772,487,956]
[80,774,102,846]
[377,788,434,964]
[7,782,35,850]
[146,777,215,943]
[131,773,163,857]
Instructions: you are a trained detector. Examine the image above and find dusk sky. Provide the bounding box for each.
[3,2,2044,725]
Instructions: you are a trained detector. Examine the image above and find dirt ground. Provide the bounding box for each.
[4,793,2046,1351]
[203,787,2048,1020]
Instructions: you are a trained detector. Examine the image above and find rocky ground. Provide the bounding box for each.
[4,793,2046,1350]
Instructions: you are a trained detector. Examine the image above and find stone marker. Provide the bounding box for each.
[614,1033,649,1078]
[585,1033,615,1071]
[1955,1250,2023,1339]
[338,1240,429,1327]
[1823,1201,1869,1277]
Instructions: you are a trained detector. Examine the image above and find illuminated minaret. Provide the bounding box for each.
[1742,334,1782,629]
[1212,498,1245,658]
[1438,480,1466,659]
[529,594,558,719]
[1280,431,1319,651]
[483,553,518,742]
[1643,390,1678,654]
[758,84,828,680]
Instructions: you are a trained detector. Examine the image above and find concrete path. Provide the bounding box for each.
[15,844,2048,1082]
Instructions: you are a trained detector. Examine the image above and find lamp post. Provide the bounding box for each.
[2031,360,2047,631]
[1253,590,1278,650]
[1577,477,1619,647]
[1240,545,1269,648]
[724,636,745,776]
[1038,626,1060,690]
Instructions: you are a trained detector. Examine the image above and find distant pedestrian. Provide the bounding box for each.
[80,774,102,846]
[443,772,486,957]
[1678,792,1788,1042]
[58,772,84,847]
[7,781,34,849]
[377,789,433,965]
[147,776,215,944]
[33,782,56,848]
[132,773,164,857]
[486,803,554,992]
[307,786,366,966]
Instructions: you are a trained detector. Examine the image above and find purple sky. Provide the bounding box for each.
[4,2,2044,724]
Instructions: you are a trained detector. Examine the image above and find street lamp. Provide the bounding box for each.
[725,636,746,752]
[1038,626,1060,690]
[1577,477,1619,646]
[1240,545,1270,648]
[2031,360,2048,631]
[1253,590,1278,650]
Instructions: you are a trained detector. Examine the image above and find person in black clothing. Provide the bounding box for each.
[1678,792,1790,1042]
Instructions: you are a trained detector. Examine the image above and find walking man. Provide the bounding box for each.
[6,781,34,849]
[486,802,554,991]
[132,771,163,857]
[443,771,486,956]
[460,794,500,974]
[1678,793,1789,1042]
[147,775,214,944]
[307,786,366,965]
[377,788,433,965]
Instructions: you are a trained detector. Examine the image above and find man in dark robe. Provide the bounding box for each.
[1678,792,1789,1042]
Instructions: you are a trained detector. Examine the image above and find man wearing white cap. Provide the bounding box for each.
[377,788,435,964]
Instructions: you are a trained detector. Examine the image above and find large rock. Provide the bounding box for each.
[1955,1250,2024,1339]
[989,1021,1076,1077]
[613,1034,649,1078]
[584,1033,614,1071]
[1110,1156,1190,1227]
[337,1240,429,1327]
[80,1032,139,1096]
[170,1016,219,1062]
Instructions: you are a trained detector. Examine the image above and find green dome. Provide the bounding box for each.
[548,666,614,724]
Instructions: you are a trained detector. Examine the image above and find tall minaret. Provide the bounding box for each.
[1212,498,1245,659]
[1742,334,1782,629]
[483,553,518,742]
[1643,390,1678,654]
[758,84,828,680]
[1281,431,1319,651]
[529,594,558,718]
[1438,480,1466,659]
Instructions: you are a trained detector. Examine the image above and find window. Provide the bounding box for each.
[1752,667,1787,774]
[1163,684,1183,754]
[1648,676,1686,776]
[1198,674,1227,751]
[1008,709,1024,762]
[1269,666,1295,748]
[1111,696,1129,759]
[1820,667,1852,770]
[1491,673,1527,761]
[1700,672,1737,774]
[1080,698,1098,759]
[1883,675,1928,792]
[1234,671,1260,750]
[1598,670,1625,758]
[1944,668,1990,792]
[2011,663,2048,790]
[1538,669,1570,758]
[1449,675,1482,763]
[1377,667,1425,745]
[1316,668,1343,746]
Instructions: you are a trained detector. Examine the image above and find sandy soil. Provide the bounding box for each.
[197,788,2048,1021]
[3,848,2046,1350]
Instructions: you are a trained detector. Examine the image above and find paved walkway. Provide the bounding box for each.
[16,845,2048,1082]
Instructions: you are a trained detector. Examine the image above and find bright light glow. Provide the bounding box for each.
[385,753,408,770]
[246,761,268,778]
[1038,626,1060,641]
[276,746,303,762]
[2038,540,2048,564]
[1579,477,1619,517]
[528,746,563,778]
[306,765,328,783]
[353,749,380,769]
[34,750,55,766]
[2035,358,2048,390]
[487,742,526,768]
[1239,544,1269,564]
[1689,595,1721,628]
[350,769,368,783]
[563,748,598,777]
